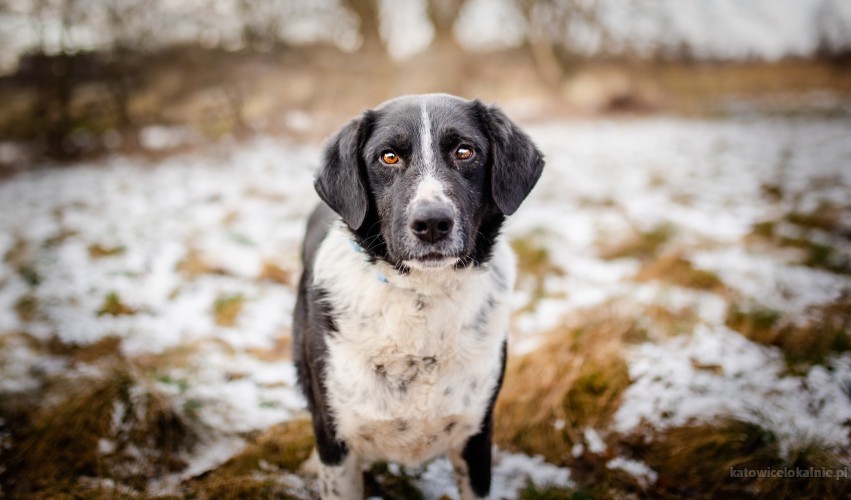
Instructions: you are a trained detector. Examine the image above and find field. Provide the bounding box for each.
[1,113,850,498]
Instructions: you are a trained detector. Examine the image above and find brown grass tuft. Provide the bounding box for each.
[599,224,675,261]
[363,462,425,499]
[747,212,851,275]
[628,419,848,499]
[215,419,314,475]
[97,292,136,316]
[496,312,637,466]
[88,243,126,258]
[786,206,851,240]
[635,252,725,292]
[3,235,29,266]
[193,476,300,499]
[642,304,700,338]
[1,370,198,496]
[258,260,292,285]
[44,228,79,248]
[176,247,226,279]
[246,330,292,362]
[511,236,565,312]
[192,419,313,498]
[726,298,850,363]
[213,294,245,327]
[70,336,124,365]
[14,293,39,322]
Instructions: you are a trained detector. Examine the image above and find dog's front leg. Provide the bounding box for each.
[311,410,362,499]
[450,415,494,500]
[317,450,361,500]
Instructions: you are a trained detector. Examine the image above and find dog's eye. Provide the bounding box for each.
[455,146,473,160]
[380,151,399,165]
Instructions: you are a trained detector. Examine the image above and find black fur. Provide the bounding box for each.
[474,102,545,216]
[462,340,508,497]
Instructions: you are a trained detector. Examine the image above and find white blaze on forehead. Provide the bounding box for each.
[413,173,449,204]
[419,100,434,170]
[412,99,449,205]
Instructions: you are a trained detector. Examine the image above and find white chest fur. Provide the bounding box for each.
[312,225,515,466]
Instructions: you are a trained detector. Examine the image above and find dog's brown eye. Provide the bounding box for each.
[381,151,399,165]
[455,146,473,160]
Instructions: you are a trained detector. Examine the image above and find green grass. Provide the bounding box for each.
[97,291,136,316]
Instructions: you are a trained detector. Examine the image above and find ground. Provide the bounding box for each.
[0,113,849,498]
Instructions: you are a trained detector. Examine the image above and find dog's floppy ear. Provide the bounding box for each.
[314,113,373,230]
[477,101,544,215]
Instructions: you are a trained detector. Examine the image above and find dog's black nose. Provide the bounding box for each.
[409,203,454,243]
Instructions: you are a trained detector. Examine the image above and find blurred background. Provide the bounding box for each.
[1,1,850,499]
[0,0,849,168]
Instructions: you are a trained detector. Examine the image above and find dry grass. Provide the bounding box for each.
[246,330,292,362]
[212,294,245,327]
[627,419,848,499]
[88,243,126,258]
[495,311,638,466]
[34,335,125,368]
[517,483,583,499]
[511,235,566,312]
[14,293,39,322]
[214,419,313,475]
[192,419,313,498]
[748,209,851,276]
[599,224,675,262]
[176,247,227,279]
[3,235,28,266]
[726,298,850,364]
[641,304,700,338]
[258,260,292,285]
[43,228,79,248]
[97,291,136,316]
[192,476,300,499]
[635,252,725,293]
[363,462,426,499]
[1,368,198,496]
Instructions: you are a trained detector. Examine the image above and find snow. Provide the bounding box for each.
[508,116,851,339]
[607,457,658,488]
[583,428,607,454]
[415,450,573,499]
[614,325,851,455]
[692,247,851,318]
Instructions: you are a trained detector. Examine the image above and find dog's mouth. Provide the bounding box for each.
[403,252,460,270]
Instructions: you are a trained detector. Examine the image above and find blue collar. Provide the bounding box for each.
[350,239,389,283]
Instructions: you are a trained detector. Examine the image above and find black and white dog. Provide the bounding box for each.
[293,94,543,499]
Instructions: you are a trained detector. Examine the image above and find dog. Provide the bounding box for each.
[293,94,544,499]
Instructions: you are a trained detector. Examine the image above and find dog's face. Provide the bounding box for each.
[315,94,543,270]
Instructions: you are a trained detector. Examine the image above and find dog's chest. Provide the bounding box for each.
[313,228,513,465]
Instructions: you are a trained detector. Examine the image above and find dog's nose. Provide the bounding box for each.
[409,203,454,243]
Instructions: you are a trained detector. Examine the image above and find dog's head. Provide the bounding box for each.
[315,94,543,271]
